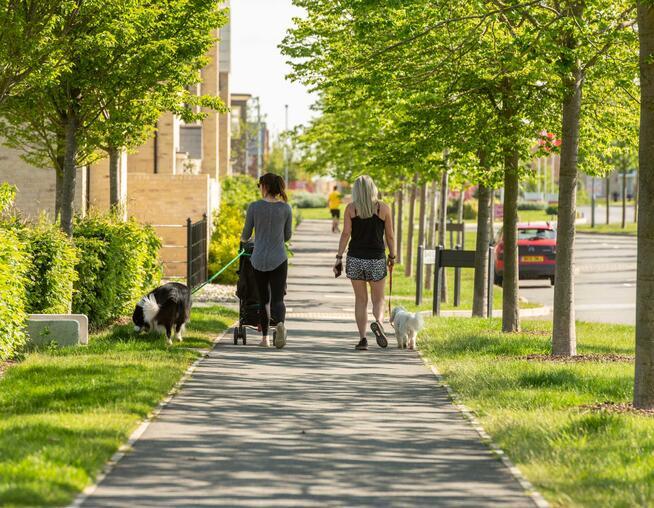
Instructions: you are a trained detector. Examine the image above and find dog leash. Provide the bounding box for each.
[388,263,394,317]
[191,250,249,295]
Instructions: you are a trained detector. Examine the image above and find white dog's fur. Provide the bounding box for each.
[390,306,424,350]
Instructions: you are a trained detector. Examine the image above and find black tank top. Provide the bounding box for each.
[348,204,386,259]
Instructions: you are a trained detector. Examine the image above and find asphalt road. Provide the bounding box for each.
[520,233,637,325]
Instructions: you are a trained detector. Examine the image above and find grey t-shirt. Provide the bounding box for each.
[241,199,293,272]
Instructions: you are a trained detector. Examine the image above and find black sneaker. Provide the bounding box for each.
[370,321,388,348]
[355,338,368,350]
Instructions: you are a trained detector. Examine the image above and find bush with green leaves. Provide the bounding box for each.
[546,205,558,216]
[22,220,78,314]
[0,226,29,360]
[208,176,260,284]
[447,199,478,220]
[291,191,327,209]
[517,201,547,211]
[73,213,162,328]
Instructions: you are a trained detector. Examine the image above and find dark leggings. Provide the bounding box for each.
[253,261,288,336]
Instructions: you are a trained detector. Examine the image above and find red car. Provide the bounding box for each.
[494,223,556,286]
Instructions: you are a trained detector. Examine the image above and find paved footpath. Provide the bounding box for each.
[81,220,535,507]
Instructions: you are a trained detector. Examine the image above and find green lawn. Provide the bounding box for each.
[0,305,237,507]
[420,317,654,507]
[297,205,345,221]
[577,222,638,236]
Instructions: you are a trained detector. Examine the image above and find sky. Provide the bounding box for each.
[230,0,317,136]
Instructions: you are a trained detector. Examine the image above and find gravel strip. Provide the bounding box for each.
[193,284,238,304]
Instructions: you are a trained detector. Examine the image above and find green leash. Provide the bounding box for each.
[191,250,249,295]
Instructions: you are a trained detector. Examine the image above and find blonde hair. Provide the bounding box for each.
[352,175,379,219]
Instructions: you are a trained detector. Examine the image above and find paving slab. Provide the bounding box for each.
[79,220,535,507]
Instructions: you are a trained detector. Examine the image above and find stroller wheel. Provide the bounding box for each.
[241,327,247,345]
[233,326,239,345]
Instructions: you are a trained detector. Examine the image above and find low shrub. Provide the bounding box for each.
[73,213,162,328]
[209,204,243,284]
[517,201,547,211]
[22,220,78,314]
[0,226,29,360]
[447,199,478,220]
[209,176,259,285]
[546,205,558,215]
[291,192,327,209]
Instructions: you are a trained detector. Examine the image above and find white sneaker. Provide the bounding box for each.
[258,337,270,348]
[274,322,287,349]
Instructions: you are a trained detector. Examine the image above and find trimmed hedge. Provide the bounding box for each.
[447,199,478,220]
[73,214,162,328]
[517,201,547,211]
[546,205,558,215]
[291,192,327,209]
[0,227,29,361]
[22,221,78,314]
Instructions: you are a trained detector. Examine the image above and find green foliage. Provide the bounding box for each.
[517,202,547,211]
[208,176,260,284]
[446,200,477,220]
[546,205,559,216]
[0,183,16,214]
[72,213,162,328]
[208,205,243,285]
[0,227,29,360]
[291,192,327,209]
[221,175,260,213]
[21,221,78,314]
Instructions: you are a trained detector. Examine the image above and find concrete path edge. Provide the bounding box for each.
[418,351,550,508]
[67,325,235,508]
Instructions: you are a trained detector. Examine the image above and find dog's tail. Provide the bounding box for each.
[409,311,424,331]
[142,294,160,323]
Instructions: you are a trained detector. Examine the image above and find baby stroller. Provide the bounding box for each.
[233,242,262,344]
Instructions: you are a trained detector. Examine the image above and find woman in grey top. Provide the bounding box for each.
[241,173,293,348]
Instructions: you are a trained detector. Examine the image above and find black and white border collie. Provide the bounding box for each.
[132,282,192,345]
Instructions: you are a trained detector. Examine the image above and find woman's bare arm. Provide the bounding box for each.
[336,203,354,260]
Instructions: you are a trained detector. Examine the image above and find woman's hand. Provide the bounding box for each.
[334,255,344,277]
[387,255,396,271]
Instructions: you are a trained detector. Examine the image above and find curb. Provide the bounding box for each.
[418,352,550,508]
[68,325,234,508]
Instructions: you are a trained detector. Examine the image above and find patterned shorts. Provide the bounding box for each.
[346,256,387,282]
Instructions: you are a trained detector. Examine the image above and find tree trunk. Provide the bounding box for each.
[502,148,520,332]
[634,1,654,409]
[425,180,438,289]
[552,66,583,356]
[438,164,449,303]
[622,166,627,229]
[473,183,491,317]
[634,173,639,224]
[490,188,496,239]
[606,175,610,224]
[457,188,465,246]
[405,174,418,277]
[54,169,64,221]
[418,182,427,247]
[396,188,404,265]
[60,111,79,237]
[109,145,120,208]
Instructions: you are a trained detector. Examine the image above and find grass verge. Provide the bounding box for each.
[420,317,654,507]
[577,223,637,236]
[0,305,237,507]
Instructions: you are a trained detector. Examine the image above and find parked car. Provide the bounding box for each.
[494,223,556,286]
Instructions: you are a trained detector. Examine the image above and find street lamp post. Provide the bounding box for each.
[591,176,596,228]
[255,97,262,179]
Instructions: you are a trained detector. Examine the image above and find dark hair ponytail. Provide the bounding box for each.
[259,173,288,202]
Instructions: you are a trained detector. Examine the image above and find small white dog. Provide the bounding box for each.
[390,306,424,350]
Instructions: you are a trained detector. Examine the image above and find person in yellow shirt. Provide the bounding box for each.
[328,185,342,233]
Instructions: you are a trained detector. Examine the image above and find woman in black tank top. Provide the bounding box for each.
[334,176,396,351]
